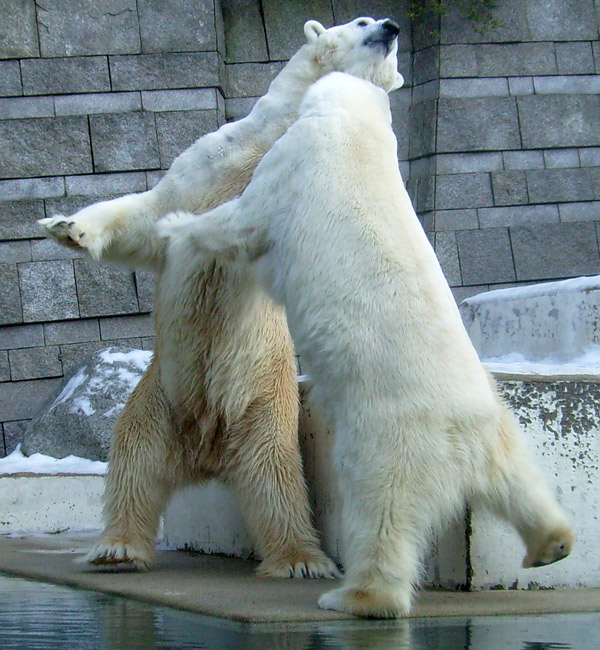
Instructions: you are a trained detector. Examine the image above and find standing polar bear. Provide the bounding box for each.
[159,72,574,618]
[39,18,404,577]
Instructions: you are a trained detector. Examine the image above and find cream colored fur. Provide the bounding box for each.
[159,72,574,617]
[39,18,404,578]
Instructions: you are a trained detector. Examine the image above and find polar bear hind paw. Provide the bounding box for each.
[317,585,412,619]
[257,549,341,579]
[522,525,574,568]
[84,539,155,572]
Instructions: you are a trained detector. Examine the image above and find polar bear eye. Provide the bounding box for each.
[356,20,369,27]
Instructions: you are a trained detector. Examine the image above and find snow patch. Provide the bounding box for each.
[483,345,600,376]
[99,349,153,372]
[462,275,600,307]
[50,367,88,411]
[0,444,107,475]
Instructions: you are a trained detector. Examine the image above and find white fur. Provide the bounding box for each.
[159,72,574,618]
[39,17,403,269]
[38,18,404,578]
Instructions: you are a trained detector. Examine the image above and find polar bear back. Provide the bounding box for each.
[244,74,489,412]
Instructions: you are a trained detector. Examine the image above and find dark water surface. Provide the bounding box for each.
[0,575,598,649]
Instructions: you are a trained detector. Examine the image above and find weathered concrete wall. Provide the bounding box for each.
[2,0,600,453]
[0,474,104,533]
[460,276,600,362]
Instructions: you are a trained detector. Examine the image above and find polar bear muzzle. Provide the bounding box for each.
[363,19,400,55]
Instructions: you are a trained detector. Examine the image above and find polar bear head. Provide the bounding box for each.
[304,17,404,93]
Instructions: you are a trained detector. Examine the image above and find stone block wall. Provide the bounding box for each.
[409,0,600,302]
[1,0,599,454]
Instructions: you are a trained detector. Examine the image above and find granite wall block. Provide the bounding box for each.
[9,346,63,381]
[0,325,44,351]
[74,260,139,318]
[0,264,22,325]
[37,0,141,57]
[221,0,267,63]
[90,112,160,173]
[0,377,62,422]
[19,260,80,323]
[0,117,92,179]
[518,95,600,149]
[0,0,39,59]
[0,352,9,383]
[526,168,596,204]
[511,222,600,281]
[155,110,219,168]
[138,0,217,53]
[21,57,111,96]
[456,228,516,286]
[436,173,494,210]
[437,98,521,153]
[262,0,334,60]
[491,171,529,206]
[44,320,101,346]
[110,53,220,91]
[0,60,23,96]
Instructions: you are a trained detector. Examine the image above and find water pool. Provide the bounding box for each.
[1,574,598,649]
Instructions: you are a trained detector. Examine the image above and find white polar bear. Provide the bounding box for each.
[158,72,574,618]
[38,18,404,578]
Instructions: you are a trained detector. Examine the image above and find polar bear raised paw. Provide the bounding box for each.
[257,549,341,579]
[522,525,574,569]
[39,214,108,260]
[85,539,156,572]
[39,215,87,249]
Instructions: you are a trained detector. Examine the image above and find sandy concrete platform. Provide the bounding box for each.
[0,531,598,624]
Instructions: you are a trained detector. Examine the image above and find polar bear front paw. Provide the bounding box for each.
[39,214,108,260]
[85,539,156,572]
[257,549,341,579]
[39,215,87,249]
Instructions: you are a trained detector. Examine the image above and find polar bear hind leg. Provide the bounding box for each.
[318,450,429,617]
[225,388,340,578]
[85,359,178,570]
[473,405,574,570]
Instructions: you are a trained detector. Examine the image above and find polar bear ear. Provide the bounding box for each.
[304,20,326,43]
[390,72,405,91]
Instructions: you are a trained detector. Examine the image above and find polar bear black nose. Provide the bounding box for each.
[381,19,400,37]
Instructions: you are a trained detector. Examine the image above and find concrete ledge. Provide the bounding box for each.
[1,532,599,624]
[0,474,104,533]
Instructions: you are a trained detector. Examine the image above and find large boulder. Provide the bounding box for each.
[22,347,152,461]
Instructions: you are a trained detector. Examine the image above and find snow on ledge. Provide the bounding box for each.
[462,275,600,307]
[0,445,107,476]
[482,347,600,377]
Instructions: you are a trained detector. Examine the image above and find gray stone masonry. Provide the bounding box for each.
[0,117,93,179]
[90,112,160,173]
[511,222,600,282]
[73,259,139,318]
[21,58,110,96]
[1,0,600,451]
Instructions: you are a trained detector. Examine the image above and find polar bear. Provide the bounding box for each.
[38,18,404,577]
[158,72,574,617]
